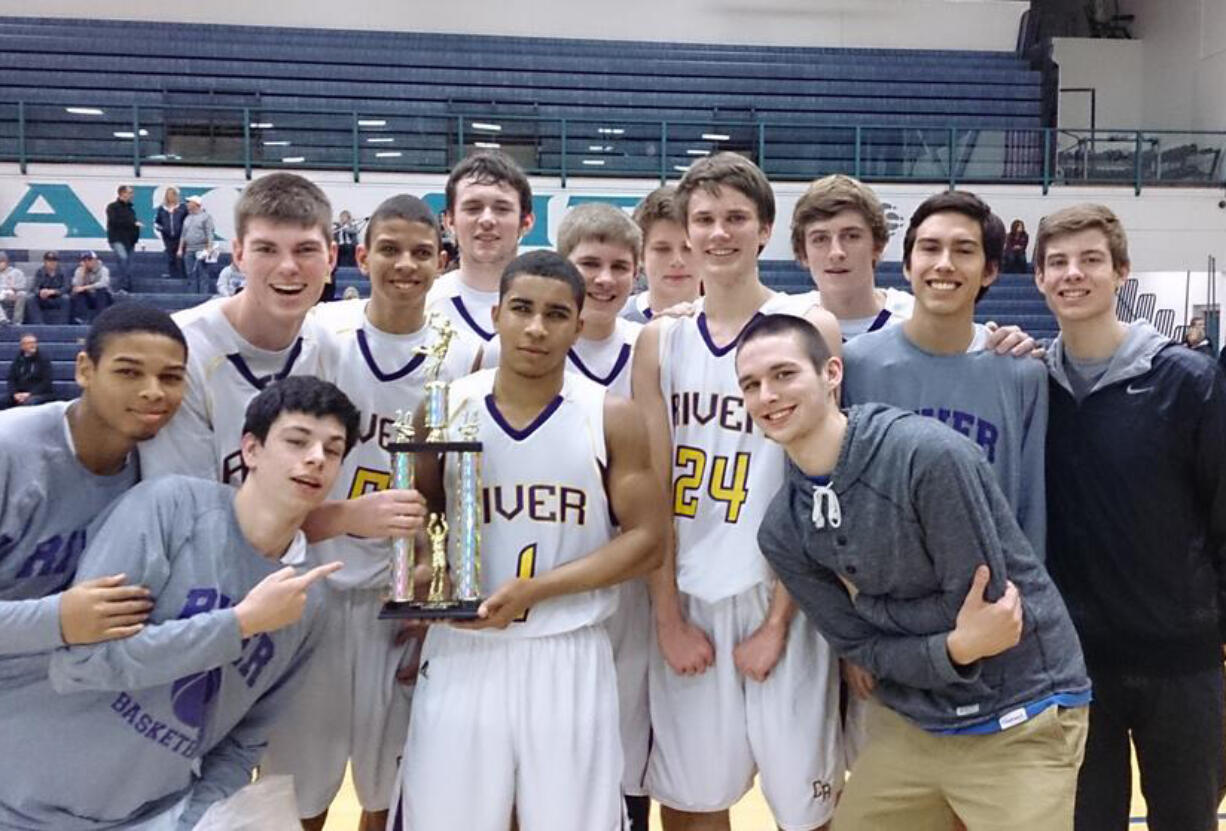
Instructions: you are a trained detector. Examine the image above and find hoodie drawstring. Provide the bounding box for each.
[811,482,842,530]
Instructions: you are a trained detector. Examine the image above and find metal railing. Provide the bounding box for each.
[5,101,1225,193]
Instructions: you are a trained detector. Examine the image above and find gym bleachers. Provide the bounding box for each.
[0,16,1045,179]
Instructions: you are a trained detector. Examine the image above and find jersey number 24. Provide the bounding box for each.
[673,445,750,523]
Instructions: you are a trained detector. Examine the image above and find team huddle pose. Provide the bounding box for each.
[0,148,1222,831]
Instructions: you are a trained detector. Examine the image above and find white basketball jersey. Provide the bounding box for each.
[445,369,616,638]
[794,287,915,340]
[140,297,330,484]
[426,272,500,368]
[311,299,481,590]
[660,292,814,602]
[567,317,643,398]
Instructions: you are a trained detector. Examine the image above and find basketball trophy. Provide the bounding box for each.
[380,314,484,619]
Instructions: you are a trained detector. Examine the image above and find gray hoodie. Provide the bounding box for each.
[758,403,1088,731]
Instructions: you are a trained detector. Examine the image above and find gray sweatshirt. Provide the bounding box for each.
[0,476,322,830]
[0,402,137,672]
[758,403,1088,731]
[842,324,1048,559]
[180,211,215,251]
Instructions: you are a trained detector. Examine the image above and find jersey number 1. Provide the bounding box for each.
[673,445,750,523]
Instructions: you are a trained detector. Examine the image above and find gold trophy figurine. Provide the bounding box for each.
[425,512,450,606]
[417,313,459,442]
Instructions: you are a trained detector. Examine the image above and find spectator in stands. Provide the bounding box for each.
[154,186,188,281]
[179,195,216,294]
[0,252,29,325]
[70,252,114,324]
[1003,218,1030,273]
[1183,316,1215,358]
[216,261,245,297]
[28,251,69,324]
[333,209,359,267]
[4,332,52,408]
[105,185,140,294]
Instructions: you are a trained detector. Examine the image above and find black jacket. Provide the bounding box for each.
[106,199,140,247]
[33,266,67,295]
[6,350,52,398]
[155,203,187,241]
[1044,322,1226,676]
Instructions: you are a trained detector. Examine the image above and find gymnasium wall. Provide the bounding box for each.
[2,164,1221,272]
[0,1,1027,50]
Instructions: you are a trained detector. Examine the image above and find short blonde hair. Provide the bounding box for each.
[1035,203,1130,271]
[557,202,642,263]
[790,175,888,260]
[632,186,680,240]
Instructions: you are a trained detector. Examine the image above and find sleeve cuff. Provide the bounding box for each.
[929,632,980,686]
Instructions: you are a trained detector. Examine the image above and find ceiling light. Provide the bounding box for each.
[686,149,710,156]
[701,133,730,141]
[375,151,403,158]
[282,156,305,163]
[474,141,501,149]
[358,119,387,127]
[597,127,625,136]
[471,122,502,132]
[366,137,395,143]
[582,159,606,166]
[66,107,104,115]
[263,140,291,146]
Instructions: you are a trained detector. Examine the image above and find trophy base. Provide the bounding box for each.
[379,598,484,620]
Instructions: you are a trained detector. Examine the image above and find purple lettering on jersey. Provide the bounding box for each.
[234,633,275,688]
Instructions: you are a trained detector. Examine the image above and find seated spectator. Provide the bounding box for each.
[70,251,114,324]
[333,209,359,267]
[4,333,53,409]
[216,262,246,297]
[1183,316,1215,358]
[28,251,69,324]
[0,252,29,325]
[1003,219,1030,273]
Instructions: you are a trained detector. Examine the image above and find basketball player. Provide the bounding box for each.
[739,313,1089,831]
[791,174,1035,353]
[0,376,354,829]
[558,202,652,827]
[262,195,480,831]
[623,186,700,323]
[139,172,423,544]
[632,152,844,831]
[393,250,667,830]
[426,151,535,367]
[0,305,186,670]
[1034,204,1226,831]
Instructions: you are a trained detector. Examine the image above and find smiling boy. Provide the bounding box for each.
[0,305,187,675]
[139,173,422,545]
[1035,204,1226,831]
[394,250,666,830]
[632,153,844,831]
[426,151,535,367]
[0,377,354,830]
[740,313,1088,831]
[262,195,479,831]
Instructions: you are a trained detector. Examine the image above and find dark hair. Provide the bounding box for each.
[242,376,361,455]
[675,152,775,228]
[445,151,533,220]
[84,304,188,364]
[499,250,586,311]
[902,190,1005,302]
[736,313,834,374]
[364,194,440,247]
[234,172,333,243]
